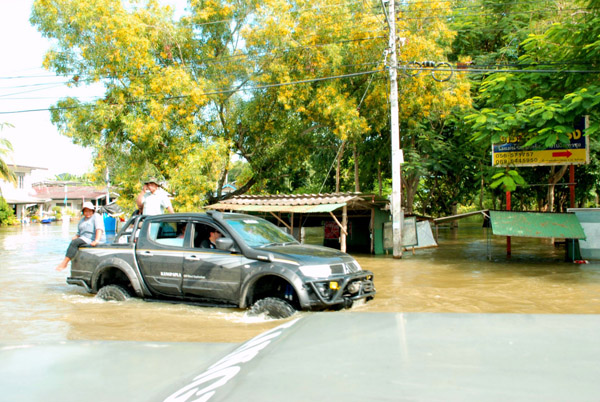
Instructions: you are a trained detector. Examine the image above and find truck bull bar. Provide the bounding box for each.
[306,271,376,306]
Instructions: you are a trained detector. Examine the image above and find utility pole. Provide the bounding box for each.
[387,0,403,258]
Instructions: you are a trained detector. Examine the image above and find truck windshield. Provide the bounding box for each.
[225,217,297,247]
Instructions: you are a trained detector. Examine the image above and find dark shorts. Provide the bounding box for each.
[66,238,88,259]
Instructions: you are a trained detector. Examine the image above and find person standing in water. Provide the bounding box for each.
[56,202,106,271]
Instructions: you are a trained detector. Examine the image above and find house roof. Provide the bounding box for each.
[206,193,388,213]
[32,185,109,201]
[9,164,47,174]
[2,187,48,205]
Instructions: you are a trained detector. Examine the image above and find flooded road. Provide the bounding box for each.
[2,220,600,344]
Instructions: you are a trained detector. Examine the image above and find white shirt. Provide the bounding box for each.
[142,189,172,215]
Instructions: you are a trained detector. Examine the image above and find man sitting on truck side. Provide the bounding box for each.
[136,177,174,215]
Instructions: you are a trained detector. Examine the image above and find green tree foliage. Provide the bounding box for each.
[0,197,17,226]
[31,0,393,206]
[30,0,600,217]
[449,0,560,201]
[393,1,473,214]
[31,0,219,211]
[464,0,600,200]
[0,123,16,185]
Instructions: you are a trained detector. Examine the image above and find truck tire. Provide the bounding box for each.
[97,285,130,301]
[249,297,296,319]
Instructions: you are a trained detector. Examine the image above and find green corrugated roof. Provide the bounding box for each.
[490,211,586,239]
[207,203,346,213]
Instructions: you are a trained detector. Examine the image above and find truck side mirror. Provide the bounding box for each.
[216,237,236,252]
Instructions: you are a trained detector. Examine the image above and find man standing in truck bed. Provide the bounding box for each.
[136,177,174,215]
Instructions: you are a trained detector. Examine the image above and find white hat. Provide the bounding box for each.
[81,201,96,212]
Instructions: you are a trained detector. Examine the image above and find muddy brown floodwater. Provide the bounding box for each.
[1,219,600,344]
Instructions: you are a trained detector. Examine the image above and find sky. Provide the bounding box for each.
[0,0,185,180]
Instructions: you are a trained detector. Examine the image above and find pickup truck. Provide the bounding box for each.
[67,211,375,318]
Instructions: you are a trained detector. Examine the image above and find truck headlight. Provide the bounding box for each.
[347,281,361,294]
[299,264,331,278]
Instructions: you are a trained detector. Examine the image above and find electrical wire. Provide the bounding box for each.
[0,68,385,115]
[3,0,596,113]
[0,84,69,98]
[4,57,600,115]
[396,7,589,21]
[396,0,568,13]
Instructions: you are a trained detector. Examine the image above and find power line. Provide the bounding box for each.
[2,1,593,111]
[0,84,68,98]
[0,74,59,80]
[397,0,567,13]
[0,60,384,101]
[4,58,600,116]
[3,1,592,83]
[396,7,589,21]
[0,69,385,115]
[0,81,70,90]
[0,34,386,85]
[187,0,378,27]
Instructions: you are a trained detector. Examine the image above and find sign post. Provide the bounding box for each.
[492,118,589,257]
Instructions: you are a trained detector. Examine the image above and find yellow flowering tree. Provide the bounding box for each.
[31,0,474,215]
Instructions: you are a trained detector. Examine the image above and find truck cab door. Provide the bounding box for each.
[136,218,188,297]
[182,220,247,304]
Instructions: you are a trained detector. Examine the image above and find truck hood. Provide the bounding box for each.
[258,244,351,265]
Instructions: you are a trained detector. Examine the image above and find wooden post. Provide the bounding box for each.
[370,208,375,254]
[341,205,347,253]
[570,165,575,208]
[269,212,292,232]
[506,191,511,258]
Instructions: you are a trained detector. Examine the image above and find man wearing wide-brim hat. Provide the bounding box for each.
[56,201,106,271]
[136,177,174,215]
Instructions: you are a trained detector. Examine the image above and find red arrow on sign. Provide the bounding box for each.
[552,150,572,158]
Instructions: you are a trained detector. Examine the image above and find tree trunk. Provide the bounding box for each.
[479,173,484,210]
[207,176,256,204]
[451,202,459,229]
[336,141,346,193]
[353,143,360,193]
[547,165,568,213]
[403,173,419,215]
[377,160,382,196]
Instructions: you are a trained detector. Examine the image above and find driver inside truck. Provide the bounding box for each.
[201,228,222,249]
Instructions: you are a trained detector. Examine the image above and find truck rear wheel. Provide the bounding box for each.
[249,297,296,319]
[97,285,130,301]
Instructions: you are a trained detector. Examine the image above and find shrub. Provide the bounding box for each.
[52,206,63,221]
[0,196,18,225]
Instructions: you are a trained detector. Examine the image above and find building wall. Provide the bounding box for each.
[0,165,47,222]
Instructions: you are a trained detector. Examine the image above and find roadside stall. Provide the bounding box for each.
[205,193,390,254]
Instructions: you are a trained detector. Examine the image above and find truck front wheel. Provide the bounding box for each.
[97,284,130,301]
[249,297,296,319]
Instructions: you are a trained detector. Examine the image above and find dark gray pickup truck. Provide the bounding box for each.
[67,211,375,318]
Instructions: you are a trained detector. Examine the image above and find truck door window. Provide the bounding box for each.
[192,222,222,249]
[150,221,187,247]
[115,217,145,244]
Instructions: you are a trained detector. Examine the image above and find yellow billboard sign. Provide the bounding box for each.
[492,119,589,167]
